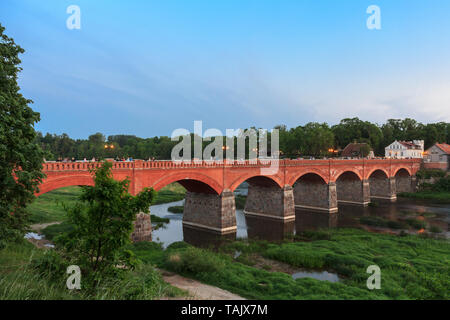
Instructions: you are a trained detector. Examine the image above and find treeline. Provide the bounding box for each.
[36,118,450,160]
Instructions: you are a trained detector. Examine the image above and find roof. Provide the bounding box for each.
[434,143,450,155]
[391,141,422,150]
[341,143,372,157]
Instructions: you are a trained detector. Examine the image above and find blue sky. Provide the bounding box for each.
[1,0,450,138]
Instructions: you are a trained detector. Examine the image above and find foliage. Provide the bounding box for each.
[41,221,74,241]
[398,191,450,203]
[37,118,450,160]
[0,241,183,300]
[167,206,184,213]
[57,161,155,288]
[165,247,226,274]
[27,186,82,223]
[416,169,446,179]
[0,24,45,249]
[128,229,450,300]
[153,183,186,204]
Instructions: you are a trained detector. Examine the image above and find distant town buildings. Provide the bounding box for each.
[423,143,450,171]
[385,140,424,159]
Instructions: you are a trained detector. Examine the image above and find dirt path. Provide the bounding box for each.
[30,221,61,232]
[160,270,245,300]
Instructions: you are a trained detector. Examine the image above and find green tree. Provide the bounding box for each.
[58,161,154,288]
[0,24,44,248]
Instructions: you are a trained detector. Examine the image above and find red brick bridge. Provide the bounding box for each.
[38,159,420,237]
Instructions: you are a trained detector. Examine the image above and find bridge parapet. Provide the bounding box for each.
[43,158,421,171]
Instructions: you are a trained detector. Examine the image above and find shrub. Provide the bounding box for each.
[165,247,225,274]
[416,169,446,179]
[167,206,184,214]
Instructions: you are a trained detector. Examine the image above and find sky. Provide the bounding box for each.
[1,0,450,138]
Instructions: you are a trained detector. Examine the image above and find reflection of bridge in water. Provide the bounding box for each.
[38,159,421,241]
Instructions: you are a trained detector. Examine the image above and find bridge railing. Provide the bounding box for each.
[42,158,421,171]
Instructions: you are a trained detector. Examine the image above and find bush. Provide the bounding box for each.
[416,169,446,179]
[41,222,74,241]
[405,219,426,230]
[31,249,67,282]
[167,206,184,214]
[165,247,226,274]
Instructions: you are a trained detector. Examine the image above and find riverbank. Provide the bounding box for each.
[130,229,449,299]
[398,191,450,202]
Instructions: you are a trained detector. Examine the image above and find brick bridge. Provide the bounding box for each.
[38,159,420,239]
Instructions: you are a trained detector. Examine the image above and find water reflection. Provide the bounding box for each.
[245,215,294,241]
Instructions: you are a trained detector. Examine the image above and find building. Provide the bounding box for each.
[341,143,373,158]
[423,143,450,171]
[385,140,424,159]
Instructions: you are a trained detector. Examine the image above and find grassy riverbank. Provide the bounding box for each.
[131,229,450,300]
[398,191,450,202]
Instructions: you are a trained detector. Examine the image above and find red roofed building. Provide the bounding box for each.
[424,143,450,171]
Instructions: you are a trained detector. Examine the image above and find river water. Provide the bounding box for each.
[151,196,450,248]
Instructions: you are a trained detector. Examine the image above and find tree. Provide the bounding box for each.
[58,161,154,288]
[0,24,44,248]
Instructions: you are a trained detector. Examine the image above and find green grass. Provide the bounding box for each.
[41,222,74,241]
[130,229,450,300]
[153,183,186,204]
[27,186,82,224]
[168,206,184,214]
[0,241,185,300]
[235,195,247,210]
[398,191,450,203]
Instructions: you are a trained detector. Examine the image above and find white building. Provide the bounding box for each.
[385,140,424,159]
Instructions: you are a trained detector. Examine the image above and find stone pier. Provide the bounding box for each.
[336,172,370,206]
[131,212,152,242]
[293,174,338,213]
[369,171,396,201]
[183,190,237,234]
[244,184,295,221]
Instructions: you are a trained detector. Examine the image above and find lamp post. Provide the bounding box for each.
[104,144,115,158]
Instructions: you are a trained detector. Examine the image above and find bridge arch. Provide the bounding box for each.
[292,172,337,212]
[335,171,369,205]
[287,170,329,186]
[228,174,283,192]
[366,167,389,180]
[395,168,413,193]
[393,167,412,177]
[334,170,363,182]
[36,174,94,196]
[151,172,222,195]
[368,169,393,199]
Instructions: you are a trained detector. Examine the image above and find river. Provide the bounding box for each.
[150,194,450,248]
